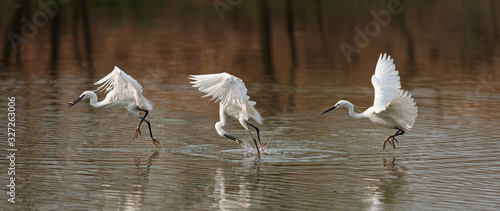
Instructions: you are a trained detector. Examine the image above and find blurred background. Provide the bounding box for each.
[1,0,499,210]
[2,0,499,76]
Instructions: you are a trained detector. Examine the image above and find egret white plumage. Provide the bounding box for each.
[321,54,418,149]
[67,66,160,148]
[189,72,266,154]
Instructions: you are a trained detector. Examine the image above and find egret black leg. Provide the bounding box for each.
[390,130,405,144]
[248,123,267,151]
[142,118,160,148]
[246,130,261,154]
[133,109,149,139]
[383,129,405,150]
[224,134,238,141]
[247,123,261,144]
[393,130,404,142]
[134,109,160,148]
[224,133,261,154]
[224,134,243,147]
[137,109,149,129]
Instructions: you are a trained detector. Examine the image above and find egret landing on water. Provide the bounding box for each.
[67,66,160,148]
[189,72,266,154]
[322,54,418,149]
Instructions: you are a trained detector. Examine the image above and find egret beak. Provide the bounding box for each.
[321,105,337,115]
[67,95,84,108]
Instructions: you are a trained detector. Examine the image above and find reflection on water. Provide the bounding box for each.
[1,0,500,210]
[210,162,261,210]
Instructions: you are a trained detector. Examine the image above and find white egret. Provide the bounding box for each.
[321,53,418,149]
[67,66,160,148]
[189,72,266,154]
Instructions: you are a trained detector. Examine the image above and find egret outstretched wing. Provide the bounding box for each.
[371,53,401,108]
[322,53,417,150]
[376,90,418,130]
[189,72,249,106]
[190,72,265,153]
[95,66,152,110]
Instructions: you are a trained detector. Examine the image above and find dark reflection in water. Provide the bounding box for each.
[1,0,500,210]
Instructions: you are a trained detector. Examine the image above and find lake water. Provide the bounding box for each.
[1,0,500,210]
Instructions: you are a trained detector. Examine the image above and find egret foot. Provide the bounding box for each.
[235,139,243,147]
[258,143,267,153]
[133,126,141,139]
[382,136,399,149]
[151,138,160,148]
[382,137,390,150]
[391,137,399,149]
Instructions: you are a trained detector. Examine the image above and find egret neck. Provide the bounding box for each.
[85,91,104,108]
[344,101,366,120]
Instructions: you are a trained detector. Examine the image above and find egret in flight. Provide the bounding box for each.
[321,54,418,149]
[67,66,160,148]
[189,73,266,154]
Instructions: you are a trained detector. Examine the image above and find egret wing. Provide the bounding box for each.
[371,53,401,108]
[375,90,418,130]
[189,72,249,106]
[94,66,152,110]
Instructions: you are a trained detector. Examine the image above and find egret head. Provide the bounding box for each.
[67,91,92,108]
[321,100,350,115]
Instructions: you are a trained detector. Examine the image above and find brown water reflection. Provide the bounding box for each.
[1,0,500,210]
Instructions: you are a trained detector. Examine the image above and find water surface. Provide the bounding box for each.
[1,0,500,210]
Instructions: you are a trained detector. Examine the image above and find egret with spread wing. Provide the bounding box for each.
[189,72,266,154]
[321,54,418,149]
[67,66,160,148]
